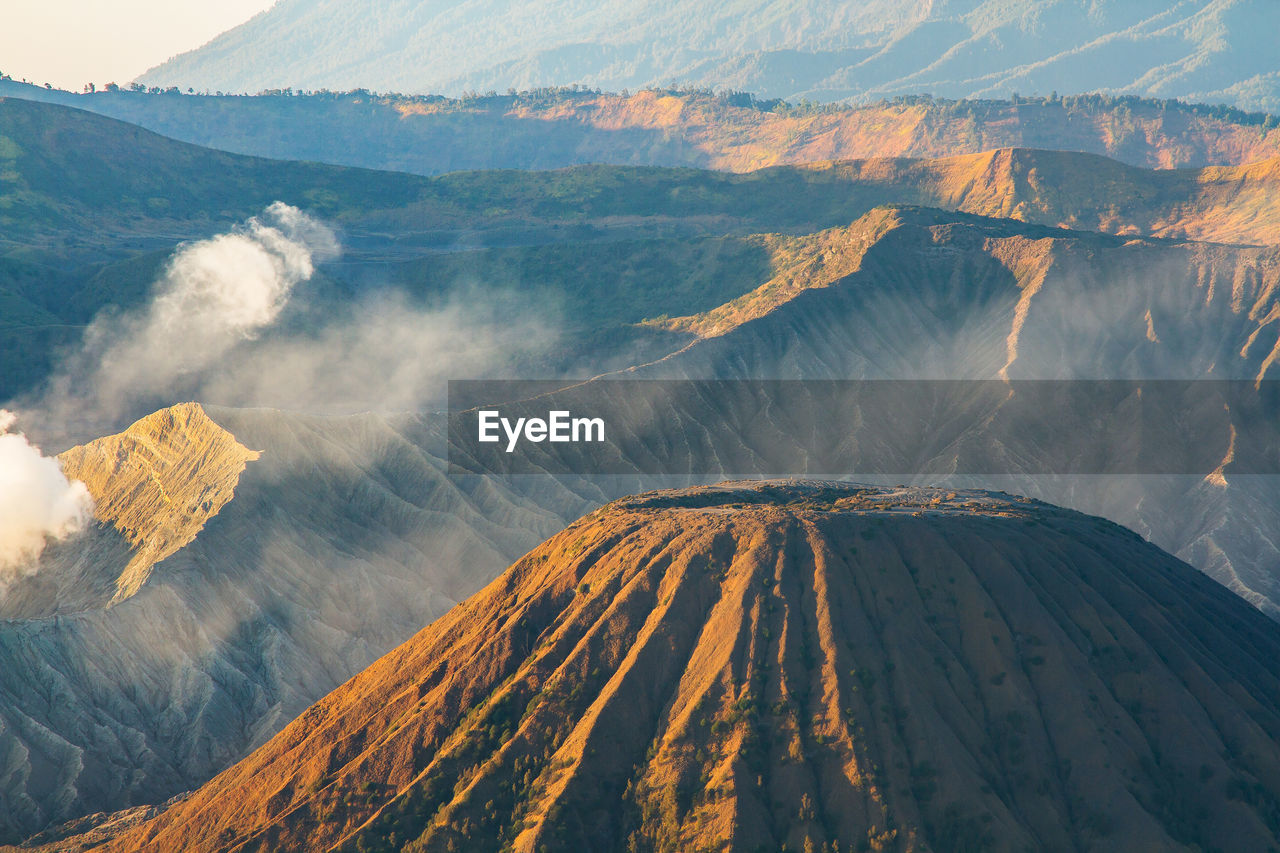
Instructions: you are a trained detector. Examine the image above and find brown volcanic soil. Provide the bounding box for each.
[86,482,1280,853]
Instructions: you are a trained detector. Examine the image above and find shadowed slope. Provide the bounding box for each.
[98,482,1280,852]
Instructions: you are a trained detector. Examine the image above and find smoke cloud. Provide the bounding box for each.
[55,202,339,419]
[0,410,94,577]
[2,200,557,599]
[28,202,554,434]
[202,290,553,413]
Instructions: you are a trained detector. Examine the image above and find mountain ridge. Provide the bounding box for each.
[138,0,1280,112]
[7,83,1280,175]
[10,93,1280,409]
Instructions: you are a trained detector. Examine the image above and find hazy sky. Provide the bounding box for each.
[2,1,277,91]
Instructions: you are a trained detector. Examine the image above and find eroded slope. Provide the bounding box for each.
[96,482,1280,853]
[613,207,1280,615]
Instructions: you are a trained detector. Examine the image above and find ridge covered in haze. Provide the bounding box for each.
[139,0,1280,112]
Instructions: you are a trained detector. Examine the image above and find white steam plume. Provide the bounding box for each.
[27,201,556,441]
[51,202,338,422]
[0,410,94,577]
[201,290,556,412]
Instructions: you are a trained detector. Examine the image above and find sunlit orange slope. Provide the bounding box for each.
[92,482,1280,853]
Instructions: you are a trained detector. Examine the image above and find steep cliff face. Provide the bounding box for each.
[89,483,1280,853]
[761,148,1280,247]
[886,148,1280,246]
[649,205,1280,383]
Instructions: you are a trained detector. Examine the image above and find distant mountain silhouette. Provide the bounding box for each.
[140,0,1280,112]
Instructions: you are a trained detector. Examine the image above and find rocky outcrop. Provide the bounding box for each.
[57,403,261,603]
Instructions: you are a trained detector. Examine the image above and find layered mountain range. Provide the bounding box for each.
[6,201,1280,840]
[7,95,1280,403]
[53,482,1280,852]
